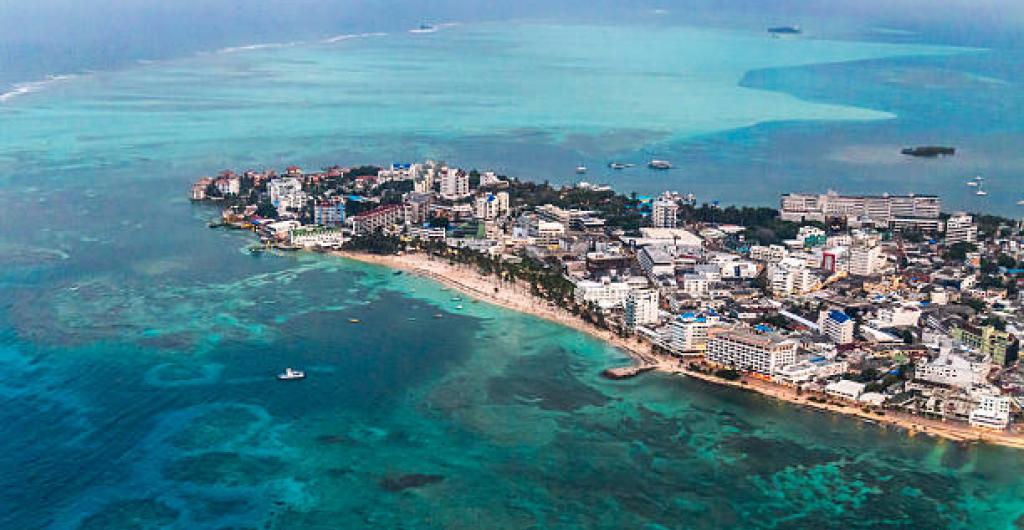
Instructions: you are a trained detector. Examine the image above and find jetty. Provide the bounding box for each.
[601,364,656,380]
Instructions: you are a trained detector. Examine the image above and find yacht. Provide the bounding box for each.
[648,159,673,170]
[1016,199,1024,206]
[608,162,634,170]
[349,318,361,324]
[575,164,588,174]
[966,181,978,187]
[976,183,988,196]
[277,368,305,381]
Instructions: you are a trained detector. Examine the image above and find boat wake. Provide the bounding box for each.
[322,32,388,44]
[215,41,300,54]
[409,22,460,34]
[0,74,77,103]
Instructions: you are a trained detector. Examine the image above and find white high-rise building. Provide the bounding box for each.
[945,213,978,245]
[625,289,660,329]
[819,309,855,345]
[669,314,709,355]
[769,258,816,297]
[651,199,679,228]
[970,394,1011,429]
[706,330,798,375]
[573,277,634,310]
[849,244,883,277]
[440,168,470,199]
[473,191,509,220]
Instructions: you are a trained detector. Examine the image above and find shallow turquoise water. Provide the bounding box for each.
[2,19,1024,530]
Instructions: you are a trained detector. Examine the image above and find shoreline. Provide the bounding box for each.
[329,248,1024,450]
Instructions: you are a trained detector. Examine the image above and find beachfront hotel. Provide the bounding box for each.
[706,330,797,376]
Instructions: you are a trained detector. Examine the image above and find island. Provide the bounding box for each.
[901,146,956,157]
[191,160,1024,448]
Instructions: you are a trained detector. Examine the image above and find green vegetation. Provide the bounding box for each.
[713,368,741,381]
[343,229,402,254]
[945,242,977,262]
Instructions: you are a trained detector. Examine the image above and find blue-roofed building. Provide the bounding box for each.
[820,309,855,345]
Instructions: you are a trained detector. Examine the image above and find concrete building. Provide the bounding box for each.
[780,192,941,231]
[651,198,679,228]
[313,199,345,226]
[681,273,710,297]
[951,324,1019,367]
[914,352,989,391]
[750,244,788,263]
[474,191,509,220]
[638,246,676,280]
[669,313,709,355]
[706,330,797,375]
[403,192,434,225]
[574,277,634,310]
[625,289,660,329]
[775,358,848,385]
[849,244,883,277]
[819,309,855,345]
[825,380,867,401]
[533,221,565,247]
[351,204,403,235]
[439,168,470,199]
[945,212,978,245]
[970,394,1011,429]
[289,226,346,247]
[769,258,816,297]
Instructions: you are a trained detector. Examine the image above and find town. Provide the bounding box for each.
[192,161,1024,439]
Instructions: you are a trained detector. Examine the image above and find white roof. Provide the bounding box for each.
[638,227,703,246]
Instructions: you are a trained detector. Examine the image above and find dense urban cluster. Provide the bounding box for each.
[193,161,1024,432]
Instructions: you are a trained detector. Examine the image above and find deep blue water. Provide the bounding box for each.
[2,3,1024,529]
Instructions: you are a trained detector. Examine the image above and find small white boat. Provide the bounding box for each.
[648,159,672,170]
[1017,199,1024,206]
[455,304,464,310]
[277,368,305,381]
[575,164,587,174]
[976,189,988,196]
[966,181,978,187]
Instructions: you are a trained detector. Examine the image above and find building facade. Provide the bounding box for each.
[706,330,797,375]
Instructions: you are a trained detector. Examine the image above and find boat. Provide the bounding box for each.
[966,181,978,187]
[434,313,443,318]
[976,190,988,196]
[648,159,673,170]
[1016,199,1024,206]
[277,368,305,381]
[349,318,361,323]
[901,146,955,157]
[575,164,587,174]
[451,296,462,301]
[455,304,464,310]
[393,270,403,276]
[767,25,802,35]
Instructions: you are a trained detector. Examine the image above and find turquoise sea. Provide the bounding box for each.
[3,12,1024,529]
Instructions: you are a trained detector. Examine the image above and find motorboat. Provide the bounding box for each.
[278,368,305,381]
[648,159,672,170]
[575,164,587,174]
